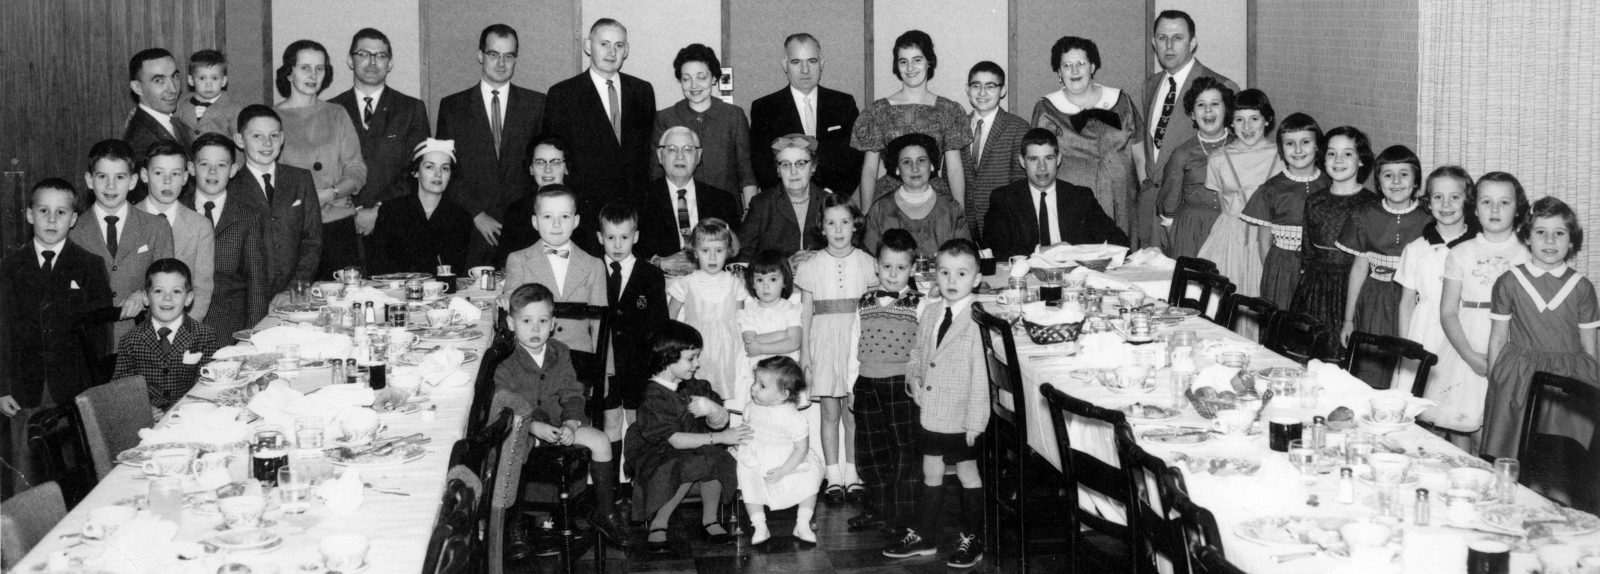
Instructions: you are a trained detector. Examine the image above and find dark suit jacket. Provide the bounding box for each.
[228,165,322,296]
[0,241,113,407]
[435,83,545,220]
[370,192,473,275]
[636,178,742,260]
[541,71,655,224]
[961,109,1029,237]
[749,85,863,195]
[111,315,222,409]
[183,193,269,336]
[738,185,826,261]
[124,107,193,205]
[983,178,1129,260]
[606,258,667,408]
[68,206,175,343]
[1142,61,1239,179]
[330,87,431,207]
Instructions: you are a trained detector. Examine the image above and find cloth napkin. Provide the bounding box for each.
[1075,332,1132,370]
[1306,359,1435,417]
[418,347,469,387]
[448,296,484,323]
[246,382,374,431]
[1192,364,1242,394]
[139,406,250,447]
[339,286,399,306]
[1028,243,1129,269]
[1125,247,1177,270]
[322,467,365,516]
[249,325,353,361]
[1021,301,1085,325]
[93,517,178,573]
[211,344,258,359]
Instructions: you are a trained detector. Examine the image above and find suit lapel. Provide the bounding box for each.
[76,216,110,258]
[115,215,147,266]
[562,252,585,297]
[935,302,974,353]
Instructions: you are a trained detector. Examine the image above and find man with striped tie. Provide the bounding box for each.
[637,127,742,260]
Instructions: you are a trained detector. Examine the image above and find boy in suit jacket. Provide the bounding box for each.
[0,179,113,497]
[637,127,743,259]
[498,135,570,267]
[112,259,223,410]
[230,105,322,297]
[961,62,1028,239]
[884,238,989,567]
[501,186,607,353]
[984,129,1129,260]
[176,49,246,139]
[436,24,546,266]
[595,202,667,442]
[187,133,271,336]
[750,33,864,196]
[70,139,176,345]
[137,140,215,321]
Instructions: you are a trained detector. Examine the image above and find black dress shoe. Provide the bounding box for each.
[644,528,672,555]
[823,484,846,505]
[505,508,534,561]
[702,522,735,545]
[590,510,636,547]
[847,511,885,532]
[844,483,866,503]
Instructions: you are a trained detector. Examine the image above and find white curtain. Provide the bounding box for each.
[1418,0,1600,276]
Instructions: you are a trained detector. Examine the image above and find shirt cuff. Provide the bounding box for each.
[1489,313,1511,321]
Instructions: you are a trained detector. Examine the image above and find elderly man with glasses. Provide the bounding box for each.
[637,126,742,260]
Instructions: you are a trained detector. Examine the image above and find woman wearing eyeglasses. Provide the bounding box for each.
[739,135,830,262]
[1032,36,1147,241]
[652,44,760,208]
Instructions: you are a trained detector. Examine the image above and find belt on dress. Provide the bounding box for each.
[1460,300,1492,309]
[812,298,860,315]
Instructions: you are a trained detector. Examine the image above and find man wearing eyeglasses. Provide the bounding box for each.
[961,61,1027,239]
[329,28,431,266]
[542,18,655,256]
[436,23,547,265]
[636,126,741,259]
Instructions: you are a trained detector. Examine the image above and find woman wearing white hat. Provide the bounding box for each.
[369,138,474,274]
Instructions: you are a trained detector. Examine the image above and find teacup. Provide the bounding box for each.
[339,410,381,446]
[312,281,345,300]
[320,534,372,572]
[1211,409,1254,437]
[1369,396,1408,424]
[1368,453,1412,484]
[1117,289,1145,309]
[390,371,425,398]
[141,446,196,477]
[167,402,219,422]
[426,308,460,328]
[217,493,266,530]
[1339,522,1395,565]
[422,281,447,299]
[81,505,137,540]
[468,266,495,280]
[1450,467,1494,493]
[201,360,242,382]
[192,452,234,489]
[333,267,363,283]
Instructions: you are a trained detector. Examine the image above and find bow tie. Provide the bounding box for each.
[545,248,570,259]
[190,97,212,107]
[872,290,910,299]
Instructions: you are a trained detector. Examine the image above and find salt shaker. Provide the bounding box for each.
[1415,488,1431,525]
[1337,467,1355,504]
[1308,416,1328,450]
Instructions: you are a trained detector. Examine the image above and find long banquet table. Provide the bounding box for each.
[1000,271,1599,573]
[12,285,500,573]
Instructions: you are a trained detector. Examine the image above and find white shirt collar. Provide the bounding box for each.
[479,80,510,118]
[1166,57,1197,86]
[652,375,680,392]
[139,199,180,227]
[93,202,130,224]
[245,163,277,199]
[524,344,547,368]
[790,85,817,106]
[1526,263,1570,278]
[152,316,184,338]
[196,191,227,219]
[354,84,386,103]
[589,68,620,119]
[972,108,999,124]
[608,253,637,292]
[34,237,65,267]
[138,104,178,137]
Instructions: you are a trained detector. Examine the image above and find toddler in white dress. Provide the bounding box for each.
[735,356,824,544]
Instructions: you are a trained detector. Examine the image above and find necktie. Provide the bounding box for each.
[157,326,173,356]
[41,250,55,274]
[802,96,816,137]
[937,307,953,346]
[1153,76,1177,151]
[972,117,985,161]
[490,90,503,156]
[606,79,621,142]
[545,248,569,259]
[607,261,622,306]
[204,201,216,226]
[262,173,275,204]
[104,215,120,258]
[362,96,374,130]
[1038,190,1052,247]
[676,189,692,246]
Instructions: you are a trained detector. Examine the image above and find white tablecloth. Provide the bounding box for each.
[13,287,500,573]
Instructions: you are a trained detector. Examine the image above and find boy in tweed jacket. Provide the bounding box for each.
[112,258,222,410]
[883,238,989,567]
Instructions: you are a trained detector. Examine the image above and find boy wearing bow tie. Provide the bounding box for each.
[501,185,606,353]
[176,49,245,138]
[112,258,222,410]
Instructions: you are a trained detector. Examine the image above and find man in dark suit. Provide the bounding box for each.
[125,48,192,206]
[329,28,431,267]
[1141,10,1239,250]
[186,133,270,336]
[750,33,863,197]
[985,129,1127,260]
[961,61,1028,239]
[0,179,113,497]
[231,105,322,297]
[436,24,545,266]
[637,127,742,259]
[542,18,655,255]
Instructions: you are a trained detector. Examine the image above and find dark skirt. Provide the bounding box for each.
[1349,279,1403,387]
[1481,344,1600,459]
[1291,257,1353,360]
[1260,246,1302,309]
[1169,205,1222,260]
[628,443,738,520]
[317,218,361,279]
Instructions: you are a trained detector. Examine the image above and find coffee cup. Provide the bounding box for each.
[312,281,344,300]
[217,493,266,530]
[1467,539,1511,574]
[81,505,137,540]
[1368,452,1412,484]
[422,281,446,299]
[320,534,371,572]
[390,370,425,398]
[1339,522,1395,565]
[426,308,460,328]
[201,360,242,382]
[1370,396,1408,424]
[338,410,380,446]
[141,446,196,477]
[1211,409,1254,437]
[333,267,362,283]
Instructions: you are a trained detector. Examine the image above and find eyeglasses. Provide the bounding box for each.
[778,160,812,171]
[531,158,565,169]
[352,51,391,62]
[658,145,700,156]
[482,50,517,62]
[967,82,1002,92]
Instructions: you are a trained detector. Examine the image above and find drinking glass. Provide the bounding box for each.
[1345,432,1376,466]
[1494,458,1520,503]
[148,477,184,524]
[1297,372,1321,409]
[251,425,289,487]
[1288,439,1318,477]
[290,280,310,304]
[1218,351,1251,370]
[275,344,300,371]
[277,466,312,514]
[1170,371,1194,410]
[295,417,325,449]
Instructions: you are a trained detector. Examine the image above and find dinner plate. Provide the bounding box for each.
[418,328,484,342]
[1355,469,1421,489]
[1172,454,1261,476]
[1358,414,1415,435]
[1136,426,1211,445]
[196,376,252,388]
[116,441,246,467]
[1120,402,1180,422]
[396,349,482,366]
[1151,306,1200,324]
[233,328,264,342]
[1067,368,1105,382]
[1480,504,1600,536]
[1103,379,1157,395]
[329,443,428,467]
[204,528,283,551]
[1233,515,1353,547]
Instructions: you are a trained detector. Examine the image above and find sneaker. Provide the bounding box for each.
[881,528,937,558]
[946,533,984,568]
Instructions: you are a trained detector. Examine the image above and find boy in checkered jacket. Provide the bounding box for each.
[882,238,989,568]
[112,258,222,410]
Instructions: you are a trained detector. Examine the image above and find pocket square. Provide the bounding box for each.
[182,351,202,365]
[71,280,81,290]
[292,199,303,207]
[137,244,149,254]
[826,125,842,132]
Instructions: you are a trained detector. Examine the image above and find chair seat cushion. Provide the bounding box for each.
[1524,434,1599,513]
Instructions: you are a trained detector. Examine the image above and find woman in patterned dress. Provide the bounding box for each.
[851,30,971,208]
[1031,36,1147,236]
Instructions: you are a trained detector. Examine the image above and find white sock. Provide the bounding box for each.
[794,507,817,542]
[843,463,861,485]
[749,511,770,544]
[826,464,843,486]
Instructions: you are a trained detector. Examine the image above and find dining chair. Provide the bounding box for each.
[1123,443,1187,574]
[1341,331,1437,397]
[485,391,533,574]
[551,302,611,431]
[1517,371,1600,514]
[1166,257,1219,306]
[1170,491,1224,565]
[1170,270,1235,324]
[1263,310,1328,365]
[1195,545,1247,574]
[466,339,515,434]
[1,481,66,571]
[1218,293,1276,343]
[75,375,153,479]
[423,463,483,574]
[1040,383,1139,574]
[23,403,96,506]
[975,303,1054,568]
[442,407,515,573]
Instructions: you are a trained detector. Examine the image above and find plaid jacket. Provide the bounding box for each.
[906,298,991,434]
[112,316,222,408]
[183,193,270,336]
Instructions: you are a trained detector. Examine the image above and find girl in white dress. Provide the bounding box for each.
[734,252,804,411]
[667,218,747,400]
[1394,167,1477,411]
[736,356,824,544]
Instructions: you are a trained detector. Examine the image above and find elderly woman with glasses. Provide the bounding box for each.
[1032,36,1146,241]
[740,134,830,261]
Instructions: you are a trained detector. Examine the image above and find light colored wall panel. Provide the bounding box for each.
[272,0,423,103]
[1153,0,1248,86]
[580,0,722,111]
[419,0,580,131]
[1012,0,1147,121]
[727,0,867,108]
[872,0,1008,112]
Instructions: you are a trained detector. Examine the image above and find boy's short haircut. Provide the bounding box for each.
[143,257,193,291]
[533,184,577,213]
[128,48,174,82]
[236,104,282,134]
[507,282,555,315]
[649,320,704,375]
[86,139,136,173]
[191,132,237,163]
[30,178,78,209]
[188,49,227,74]
[145,140,190,164]
[876,228,918,259]
[598,201,638,228]
[744,250,794,300]
[967,60,1006,85]
[936,237,981,262]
